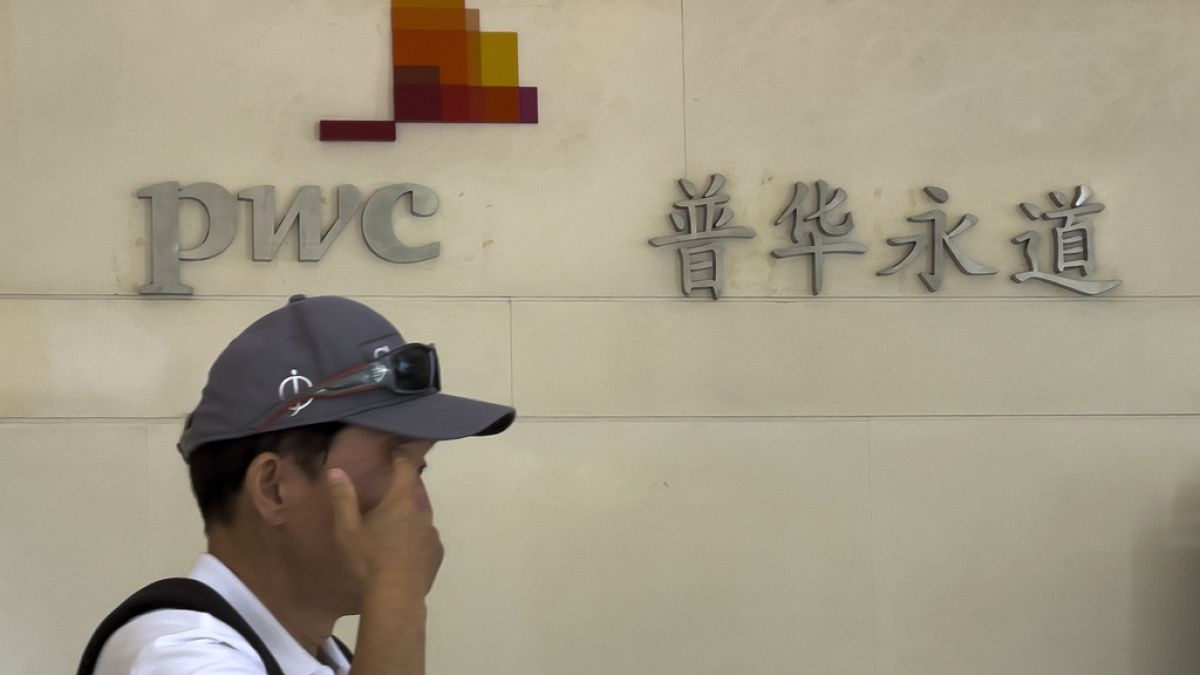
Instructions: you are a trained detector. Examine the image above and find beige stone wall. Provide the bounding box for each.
[3,0,1199,673]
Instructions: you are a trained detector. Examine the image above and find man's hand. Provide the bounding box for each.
[328,456,443,674]
[327,456,444,600]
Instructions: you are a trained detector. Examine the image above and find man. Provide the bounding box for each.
[79,294,515,674]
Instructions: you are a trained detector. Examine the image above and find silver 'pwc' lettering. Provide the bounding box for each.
[138,182,237,295]
[138,183,442,295]
[238,185,363,262]
[361,184,441,263]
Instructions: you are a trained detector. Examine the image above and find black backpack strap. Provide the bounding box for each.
[76,578,284,675]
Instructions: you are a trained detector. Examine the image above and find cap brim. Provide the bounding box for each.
[342,392,515,441]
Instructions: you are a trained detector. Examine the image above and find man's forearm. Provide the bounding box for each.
[349,582,428,675]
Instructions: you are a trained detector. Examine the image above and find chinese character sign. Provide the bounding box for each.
[648,176,1122,299]
[1011,185,1121,296]
[649,174,757,300]
[877,186,997,292]
[771,180,867,295]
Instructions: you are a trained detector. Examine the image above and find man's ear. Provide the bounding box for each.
[244,453,288,526]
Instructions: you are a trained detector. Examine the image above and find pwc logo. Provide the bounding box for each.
[319,0,539,141]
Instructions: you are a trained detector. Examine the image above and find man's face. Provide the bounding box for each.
[326,425,433,514]
[284,424,434,615]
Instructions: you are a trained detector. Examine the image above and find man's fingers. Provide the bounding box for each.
[327,467,363,534]
[384,454,425,510]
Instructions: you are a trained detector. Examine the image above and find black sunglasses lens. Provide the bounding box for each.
[392,347,434,391]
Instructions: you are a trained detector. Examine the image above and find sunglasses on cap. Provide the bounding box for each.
[257,343,440,431]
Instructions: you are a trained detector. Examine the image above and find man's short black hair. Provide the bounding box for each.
[187,423,344,531]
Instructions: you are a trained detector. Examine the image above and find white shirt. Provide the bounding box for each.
[94,554,352,675]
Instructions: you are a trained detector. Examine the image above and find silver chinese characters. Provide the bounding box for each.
[648,174,757,300]
[649,176,1122,299]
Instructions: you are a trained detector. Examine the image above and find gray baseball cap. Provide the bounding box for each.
[178,294,515,461]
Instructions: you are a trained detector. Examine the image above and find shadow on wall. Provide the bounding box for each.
[1131,476,1200,674]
